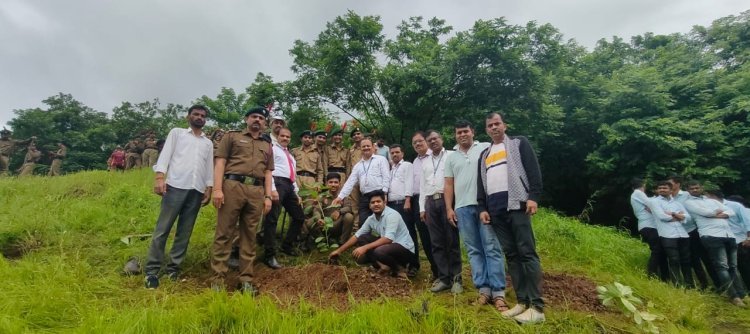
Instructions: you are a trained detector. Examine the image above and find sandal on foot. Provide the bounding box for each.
[492,296,510,312]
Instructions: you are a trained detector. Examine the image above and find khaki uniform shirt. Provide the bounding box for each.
[291,145,324,183]
[326,144,348,170]
[215,129,274,179]
[347,145,362,175]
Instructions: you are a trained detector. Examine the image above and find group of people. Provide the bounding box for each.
[0,128,67,177]
[107,133,161,171]
[143,105,547,324]
[630,176,750,306]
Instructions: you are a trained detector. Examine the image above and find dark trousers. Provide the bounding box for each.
[701,236,743,298]
[490,209,544,311]
[737,245,750,294]
[357,191,377,225]
[262,177,305,257]
[388,200,420,270]
[411,194,438,278]
[660,237,694,288]
[355,233,418,271]
[145,185,203,276]
[688,229,716,290]
[425,196,462,284]
[639,227,669,281]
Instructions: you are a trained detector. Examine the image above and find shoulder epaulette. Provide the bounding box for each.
[261,133,272,143]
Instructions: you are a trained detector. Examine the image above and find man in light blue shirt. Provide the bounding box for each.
[726,195,750,295]
[669,175,714,290]
[630,178,668,281]
[649,180,693,288]
[705,190,750,297]
[683,181,744,306]
[444,120,507,309]
[329,190,417,277]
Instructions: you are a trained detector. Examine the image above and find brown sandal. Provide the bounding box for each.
[473,294,491,306]
[492,296,510,312]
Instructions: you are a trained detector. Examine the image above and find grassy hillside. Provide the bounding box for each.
[1,169,749,333]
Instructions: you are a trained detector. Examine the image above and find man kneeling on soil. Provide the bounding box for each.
[329,190,418,277]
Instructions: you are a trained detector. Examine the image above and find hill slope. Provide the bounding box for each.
[1,170,749,333]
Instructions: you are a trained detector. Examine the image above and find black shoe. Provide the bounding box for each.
[145,275,159,289]
[239,281,259,296]
[407,267,419,278]
[263,256,282,269]
[281,246,300,257]
[166,271,180,281]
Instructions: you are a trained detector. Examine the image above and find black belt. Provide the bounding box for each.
[224,174,264,186]
[388,199,406,206]
[328,167,346,173]
[428,193,443,201]
[296,171,316,178]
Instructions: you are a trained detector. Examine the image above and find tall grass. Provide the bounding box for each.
[1,170,749,333]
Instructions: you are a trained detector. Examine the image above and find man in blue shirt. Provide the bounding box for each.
[329,190,417,277]
[630,178,668,281]
[649,180,693,288]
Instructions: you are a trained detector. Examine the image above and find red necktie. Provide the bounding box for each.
[284,147,295,182]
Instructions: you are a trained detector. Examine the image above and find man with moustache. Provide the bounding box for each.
[268,115,286,145]
[211,106,274,294]
[262,128,307,269]
[445,120,508,310]
[477,112,545,324]
[387,144,419,277]
[411,131,439,281]
[326,128,349,183]
[333,138,391,225]
[292,130,324,189]
[419,130,462,294]
[144,105,214,289]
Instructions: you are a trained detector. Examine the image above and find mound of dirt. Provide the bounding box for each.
[540,272,607,313]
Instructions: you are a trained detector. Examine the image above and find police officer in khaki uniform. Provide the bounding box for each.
[0,129,36,176]
[326,128,348,185]
[142,134,159,169]
[291,130,324,190]
[347,128,364,225]
[48,142,67,176]
[211,106,274,294]
[302,172,355,246]
[18,143,41,177]
[124,139,142,170]
[314,130,328,175]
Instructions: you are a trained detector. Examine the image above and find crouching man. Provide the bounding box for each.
[329,190,417,277]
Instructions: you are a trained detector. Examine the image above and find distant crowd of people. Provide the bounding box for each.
[144,105,547,324]
[0,128,66,177]
[630,176,750,306]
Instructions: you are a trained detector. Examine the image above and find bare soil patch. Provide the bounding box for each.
[540,272,607,313]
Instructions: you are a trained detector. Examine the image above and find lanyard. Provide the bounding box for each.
[431,151,444,178]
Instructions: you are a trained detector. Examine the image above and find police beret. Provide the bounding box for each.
[245,106,268,118]
[300,130,313,138]
[350,127,362,137]
[314,130,327,137]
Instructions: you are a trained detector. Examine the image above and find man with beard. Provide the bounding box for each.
[478,112,545,324]
[144,105,214,289]
[210,106,274,294]
[445,120,507,309]
[292,130,324,189]
[334,138,391,225]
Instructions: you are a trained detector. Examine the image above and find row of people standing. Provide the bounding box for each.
[109,134,161,171]
[630,177,750,306]
[0,127,67,177]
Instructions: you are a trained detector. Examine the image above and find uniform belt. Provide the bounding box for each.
[428,193,443,201]
[328,167,346,173]
[224,174,264,186]
[296,171,316,178]
[388,199,406,206]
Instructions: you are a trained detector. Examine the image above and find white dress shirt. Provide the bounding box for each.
[153,128,214,193]
[683,195,736,238]
[270,142,299,193]
[338,154,391,199]
[388,160,413,202]
[411,149,431,195]
[648,195,690,238]
[419,148,452,213]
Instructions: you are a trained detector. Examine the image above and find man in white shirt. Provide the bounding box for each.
[410,132,438,280]
[683,180,744,306]
[649,180,693,288]
[630,178,668,281]
[387,144,418,276]
[261,128,306,269]
[145,105,214,289]
[419,130,461,294]
[333,138,391,224]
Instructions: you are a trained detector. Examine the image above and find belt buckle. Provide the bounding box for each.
[433,193,443,200]
[244,176,255,185]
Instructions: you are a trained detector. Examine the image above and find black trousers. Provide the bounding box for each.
[688,229,717,290]
[262,177,305,257]
[660,237,694,288]
[388,200,420,270]
[355,233,418,271]
[639,227,669,281]
[357,190,378,225]
[425,195,462,284]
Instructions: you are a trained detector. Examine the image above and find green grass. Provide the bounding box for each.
[1,169,750,333]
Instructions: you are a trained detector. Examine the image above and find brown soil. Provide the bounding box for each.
[190,262,605,312]
[1,243,24,260]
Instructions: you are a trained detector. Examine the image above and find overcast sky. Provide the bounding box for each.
[1,0,747,129]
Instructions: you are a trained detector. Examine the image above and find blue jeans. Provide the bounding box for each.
[701,236,742,298]
[456,205,506,297]
[145,185,203,276]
